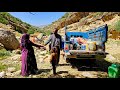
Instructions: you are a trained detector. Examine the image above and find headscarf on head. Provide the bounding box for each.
[21,33,30,48]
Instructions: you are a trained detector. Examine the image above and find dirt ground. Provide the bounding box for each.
[1,39,120,78]
[23,39,120,78]
[0,47,108,78]
[26,46,108,78]
[35,55,108,78]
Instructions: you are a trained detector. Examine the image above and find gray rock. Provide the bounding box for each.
[6,72,12,77]
[29,75,32,78]
[37,33,43,40]
[11,55,21,61]
[8,67,16,73]
[0,71,5,78]
[106,54,116,61]
[14,70,21,76]
[32,75,38,78]
[0,29,20,50]
[81,72,97,78]
[40,51,47,55]
[39,58,45,63]
[12,50,21,54]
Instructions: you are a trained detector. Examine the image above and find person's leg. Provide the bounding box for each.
[27,55,36,75]
[32,54,38,71]
[52,61,56,75]
[21,50,29,76]
[57,48,60,65]
[28,53,38,75]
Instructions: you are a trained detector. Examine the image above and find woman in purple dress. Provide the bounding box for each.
[20,33,45,76]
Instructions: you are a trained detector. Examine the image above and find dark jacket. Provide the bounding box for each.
[45,33,62,50]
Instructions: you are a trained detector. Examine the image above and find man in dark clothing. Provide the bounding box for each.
[44,28,62,65]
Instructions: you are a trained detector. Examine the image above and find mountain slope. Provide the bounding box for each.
[0,12,39,34]
[43,12,120,39]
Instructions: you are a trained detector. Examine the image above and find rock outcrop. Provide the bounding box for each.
[44,12,120,34]
[0,28,20,50]
[43,12,90,31]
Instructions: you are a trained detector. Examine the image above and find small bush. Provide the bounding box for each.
[0,17,9,25]
[27,29,35,34]
[0,63,8,72]
[0,49,11,60]
[114,20,120,32]
[44,30,51,36]
[61,12,69,19]
[38,28,51,36]
[15,27,23,33]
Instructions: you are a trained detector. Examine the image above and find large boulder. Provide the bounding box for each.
[0,28,20,50]
[37,33,43,40]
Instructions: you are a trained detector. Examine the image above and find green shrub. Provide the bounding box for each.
[15,27,23,33]
[108,25,114,32]
[114,20,120,32]
[44,30,51,36]
[61,12,69,18]
[0,63,8,72]
[27,29,35,34]
[0,49,11,60]
[37,28,51,36]
[0,17,9,25]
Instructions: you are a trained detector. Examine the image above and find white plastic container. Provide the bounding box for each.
[87,41,96,51]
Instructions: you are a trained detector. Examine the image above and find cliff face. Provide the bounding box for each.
[43,12,120,39]
[44,12,120,30]
[43,12,91,31]
[0,12,39,34]
[56,12,90,30]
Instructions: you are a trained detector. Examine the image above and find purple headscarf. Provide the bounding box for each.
[21,33,30,48]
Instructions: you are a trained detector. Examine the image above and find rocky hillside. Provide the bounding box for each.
[43,12,120,39]
[0,12,41,50]
[0,12,39,34]
[43,12,90,31]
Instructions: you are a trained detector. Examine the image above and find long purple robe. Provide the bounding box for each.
[20,34,40,76]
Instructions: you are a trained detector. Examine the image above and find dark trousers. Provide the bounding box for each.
[52,60,56,74]
[56,47,60,65]
[49,44,51,51]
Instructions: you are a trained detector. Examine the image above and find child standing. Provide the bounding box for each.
[49,47,58,75]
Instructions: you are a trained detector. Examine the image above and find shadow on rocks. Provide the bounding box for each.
[57,71,68,74]
[58,63,71,66]
[36,69,52,74]
[48,74,63,78]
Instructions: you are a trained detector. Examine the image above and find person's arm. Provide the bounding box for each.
[30,40,44,48]
[50,53,56,63]
[60,36,62,50]
[44,35,52,46]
